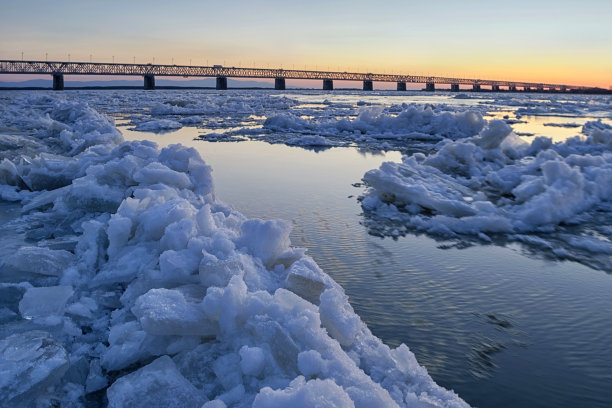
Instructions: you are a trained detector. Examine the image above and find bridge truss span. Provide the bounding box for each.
[0,60,590,92]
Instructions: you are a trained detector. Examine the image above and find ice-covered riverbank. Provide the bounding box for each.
[0,95,468,406]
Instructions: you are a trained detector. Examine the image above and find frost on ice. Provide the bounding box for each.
[0,94,468,407]
[362,119,612,270]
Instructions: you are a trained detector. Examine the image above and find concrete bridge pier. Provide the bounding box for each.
[323,79,333,90]
[274,78,286,90]
[561,86,567,92]
[216,77,228,90]
[396,82,406,91]
[472,84,481,92]
[144,74,155,90]
[524,86,531,92]
[52,74,64,91]
[509,85,517,92]
[363,80,373,91]
[537,85,544,92]
[425,82,435,91]
[450,84,460,92]
[492,85,500,92]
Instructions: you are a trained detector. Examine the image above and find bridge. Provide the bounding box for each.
[0,59,591,92]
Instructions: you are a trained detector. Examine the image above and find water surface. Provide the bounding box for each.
[123,121,612,408]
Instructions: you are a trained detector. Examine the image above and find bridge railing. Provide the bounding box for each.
[0,60,590,91]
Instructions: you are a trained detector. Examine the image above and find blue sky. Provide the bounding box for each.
[1,0,610,86]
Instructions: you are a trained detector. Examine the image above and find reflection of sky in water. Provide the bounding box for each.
[486,111,599,142]
[123,122,612,408]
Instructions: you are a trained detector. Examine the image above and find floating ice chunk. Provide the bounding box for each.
[93,245,158,286]
[21,186,66,213]
[132,119,182,132]
[297,349,326,377]
[263,113,312,132]
[200,257,244,289]
[137,198,197,241]
[155,248,200,285]
[102,321,154,371]
[285,272,326,305]
[106,214,133,259]
[202,400,227,408]
[133,162,192,190]
[253,376,355,408]
[319,288,361,347]
[471,120,514,150]
[66,296,98,319]
[543,122,581,128]
[196,204,216,235]
[285,258,329,305]
[237,219,304,268]
[0,331,70,408]
[286,135,333,147]
[2,246,75,277]
[179,116,203,126]
[107,355,205,408]
[364,160,477,217]
[567,235,612,254]
[65,175,127,213]
[132,288,217,336]
[160,218,197,251]
[589,128,612,147]
[240,345,266,377]
[19,285,74,320]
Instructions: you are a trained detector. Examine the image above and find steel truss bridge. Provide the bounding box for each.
[0,59,591,92]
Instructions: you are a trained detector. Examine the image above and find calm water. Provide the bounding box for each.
[123,121,612,408]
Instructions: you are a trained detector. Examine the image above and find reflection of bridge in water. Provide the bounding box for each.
[0,60,592,92]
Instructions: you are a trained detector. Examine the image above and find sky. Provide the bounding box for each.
[1,0,611,88]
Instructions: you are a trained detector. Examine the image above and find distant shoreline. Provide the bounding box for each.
[1,86,609,94]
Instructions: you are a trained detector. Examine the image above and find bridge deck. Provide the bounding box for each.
[0,60,589,91]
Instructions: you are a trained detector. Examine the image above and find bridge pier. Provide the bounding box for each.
[472,84,481,92]
[274,77,286,90]
[323,79,333,91]
[425,82,435,91]
[450,84,460,92]
[524,86,531,92]
[52,74,64,91]
[509,85,517,92]
[363,80,373,91]
[216,76,228,90]
[560,86,567,92]
[492,85,500,92]
[144,74,155,90]
[537,85,544,92]
[396,82,406,91]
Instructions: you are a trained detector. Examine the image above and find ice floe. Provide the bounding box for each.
[0,93,468,407]
[362,119,612,270]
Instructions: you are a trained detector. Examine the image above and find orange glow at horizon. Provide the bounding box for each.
[1,1,610,88]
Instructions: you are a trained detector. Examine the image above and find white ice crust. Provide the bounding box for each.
[362,119,612,270]
[0,94,468,407]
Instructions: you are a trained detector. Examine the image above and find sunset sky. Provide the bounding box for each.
[1,0,611,88]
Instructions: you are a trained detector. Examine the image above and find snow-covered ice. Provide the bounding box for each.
[0,93,468,407]
[362,119,612,270]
